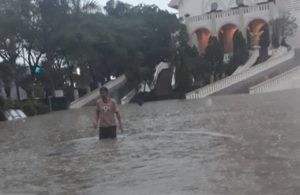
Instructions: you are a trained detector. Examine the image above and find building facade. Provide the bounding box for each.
[169,0,300,56]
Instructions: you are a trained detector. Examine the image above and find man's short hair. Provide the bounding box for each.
[100,86,109,93]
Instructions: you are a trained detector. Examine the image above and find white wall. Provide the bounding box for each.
[179,0,230,18]
[186,4,273,49]
[176,0,300,49]
[179,0,203,18]
[178,0,270,17]
[202,0,229,13]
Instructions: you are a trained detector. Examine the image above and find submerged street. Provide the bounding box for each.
[1,90,300,195]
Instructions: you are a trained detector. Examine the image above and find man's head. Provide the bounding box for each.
[100,87,109,99]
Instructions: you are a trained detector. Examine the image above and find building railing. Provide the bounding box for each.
[249,66,300,94]
[186,47,295,100]
[233,49,259,75]
[121,89,136,105]
[186,2,270,24]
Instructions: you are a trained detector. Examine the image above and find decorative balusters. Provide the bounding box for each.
[186,48,294,100]
[186,2,270,24]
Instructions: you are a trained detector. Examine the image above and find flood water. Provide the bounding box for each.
[1,90,300,195]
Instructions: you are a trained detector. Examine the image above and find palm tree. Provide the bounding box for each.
[70,0,100,14]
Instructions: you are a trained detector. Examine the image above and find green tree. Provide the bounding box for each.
[205,36,224,83]
[171,25,193,93]
[105,3,180,85]
[130,5,180,69]
[280,13,298,45]
[226,30,249,75]
[0,0,25,66]
[187,55,210,86]
[105,0,131,17]
[0,0,30,99]
[27,0,100,97]
[20,0,46,81]
[270,13,298,48]
[0,0,181,101]
[70,0,100,15]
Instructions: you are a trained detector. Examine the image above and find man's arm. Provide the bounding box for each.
[94,102,101,128]
[95,110,101,128]
[113,100,123,132]
[116,111,123,132]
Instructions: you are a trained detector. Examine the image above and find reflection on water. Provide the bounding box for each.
[1,90,300,195]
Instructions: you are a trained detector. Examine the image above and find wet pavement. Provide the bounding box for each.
[1,90,300,195]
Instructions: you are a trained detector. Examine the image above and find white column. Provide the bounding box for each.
[211,12,218,37]
[190,32,199,49]
[269,2,277,49]
[239,7,247,38]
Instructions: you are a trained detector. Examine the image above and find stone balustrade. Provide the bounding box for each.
[250,66,300,94]
[186,47,294,100]
[186,2,270,24]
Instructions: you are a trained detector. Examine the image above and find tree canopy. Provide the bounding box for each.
[0,0,180,100]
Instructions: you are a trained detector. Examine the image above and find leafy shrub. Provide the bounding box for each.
[36,103,50,114]
[3,99,22,110]
[0,96,4,110]
[21,101,38,116]
[0,99,50,118]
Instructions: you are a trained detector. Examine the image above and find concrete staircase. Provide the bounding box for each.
[186,47,297,100]
[250,66,300,94]
[233,49,259,75]
[69,75,127,109]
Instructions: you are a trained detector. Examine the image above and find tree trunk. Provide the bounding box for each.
[4,85,11,99]
[27,49,36,80]
[16,82,20,100]
[46,53,55,90]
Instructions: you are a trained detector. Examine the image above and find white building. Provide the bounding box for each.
[169,0,300,56]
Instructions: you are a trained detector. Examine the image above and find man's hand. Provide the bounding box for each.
[119,123,124,133]
[93,118,100,129]
[93,120,97,129]
[116,111,123,133]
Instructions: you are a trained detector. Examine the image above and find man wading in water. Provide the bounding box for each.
[94,87,123,139]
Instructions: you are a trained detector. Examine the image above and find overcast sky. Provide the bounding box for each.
[96,0,176,13]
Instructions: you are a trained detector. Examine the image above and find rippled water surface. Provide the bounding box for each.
[1,90,300,195]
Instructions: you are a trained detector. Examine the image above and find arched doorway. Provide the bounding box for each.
[218,24,238,53]
[247,19,270,49]
[196,28,211,54]
[247,19,270,61]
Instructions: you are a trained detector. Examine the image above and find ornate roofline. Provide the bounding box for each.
[168,0,182,9]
